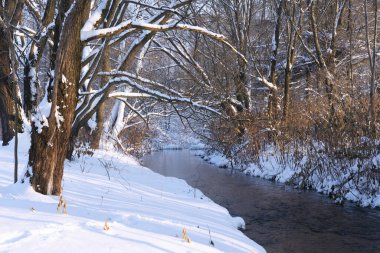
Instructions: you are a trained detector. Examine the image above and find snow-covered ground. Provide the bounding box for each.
[0,135,265,253]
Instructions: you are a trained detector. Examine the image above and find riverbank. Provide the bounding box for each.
[0,135,265,253]
[144,149,380,253]
[194,149,380,208]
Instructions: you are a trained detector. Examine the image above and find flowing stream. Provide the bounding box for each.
[142,149,380,253]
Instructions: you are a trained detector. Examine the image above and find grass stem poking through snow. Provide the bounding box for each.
[57,195,68,214]
[182,228,191,243]
[103,219,110,231]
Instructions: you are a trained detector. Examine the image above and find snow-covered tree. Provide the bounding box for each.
[4,0,242,195]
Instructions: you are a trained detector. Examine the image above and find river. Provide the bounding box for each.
[142,149,380,253]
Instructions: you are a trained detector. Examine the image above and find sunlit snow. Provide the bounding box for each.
[0,134,265,253]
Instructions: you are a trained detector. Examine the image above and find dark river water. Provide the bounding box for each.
[142,149,380,253]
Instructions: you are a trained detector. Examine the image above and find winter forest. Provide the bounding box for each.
[0,0,380,253]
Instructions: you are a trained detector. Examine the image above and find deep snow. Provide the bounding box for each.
[0,134,265,253]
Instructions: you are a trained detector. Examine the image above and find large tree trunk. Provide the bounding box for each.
[28,1,90,195]
[0,20,21,145]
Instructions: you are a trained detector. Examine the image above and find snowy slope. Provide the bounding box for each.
[0,135,265,253]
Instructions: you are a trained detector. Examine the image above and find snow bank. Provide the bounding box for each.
[0,135,265,253]
[244,150,296,183]
[197,149,380,208]
[200,152,230,168]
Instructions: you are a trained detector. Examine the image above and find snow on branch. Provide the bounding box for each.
[257,77,278,91]
[82,0,109,32]
[81,21,247,63]
[128,0,183,16]
[25,0,42,24]
[108,76,222,116]
[98,71,185,98]
[108,92,151,98]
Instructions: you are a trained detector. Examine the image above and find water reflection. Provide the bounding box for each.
[142,150,380,253]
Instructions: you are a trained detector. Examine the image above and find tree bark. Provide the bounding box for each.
[24,0,56,118]
[28,1,90,195]
[283,2,301,121]
[268,0,284,121]
[90,47,110,149]
[0,20,21,145]
[365,0,378,136]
